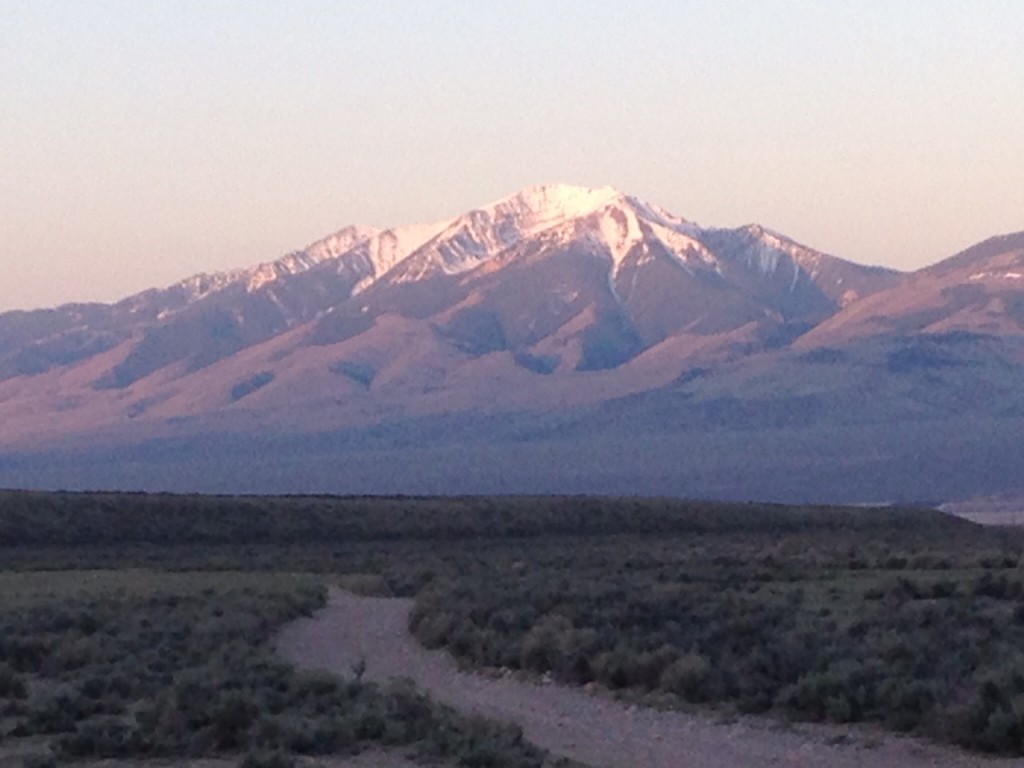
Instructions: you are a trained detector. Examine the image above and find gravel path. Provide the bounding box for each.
[277,588,1024,768]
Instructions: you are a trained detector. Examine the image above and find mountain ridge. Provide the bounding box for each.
[1,185,1022,505]
[0,184,901,386]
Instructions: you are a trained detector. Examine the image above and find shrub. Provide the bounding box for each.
[21,753,57,768]
[659,653,711,702]
[240,750,296,768]
[0,665,27,699]
[57,716,141,758]
[209,693,258,750]
[980,707,1024,753]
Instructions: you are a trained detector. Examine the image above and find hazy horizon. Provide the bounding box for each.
[4,1,1023,312]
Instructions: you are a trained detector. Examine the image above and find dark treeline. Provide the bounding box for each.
[0,489,970,548]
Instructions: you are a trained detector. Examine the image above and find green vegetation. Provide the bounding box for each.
[0,489,959,549]
[0,572,571,766]
[404,526,1024,754]
[3,490,1024,758]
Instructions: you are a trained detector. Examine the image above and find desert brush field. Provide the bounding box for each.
[3,492,1024,766]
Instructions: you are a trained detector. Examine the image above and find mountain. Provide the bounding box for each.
[0,184,1021,506]
[797,231,1024,345]
[0,184,897,385]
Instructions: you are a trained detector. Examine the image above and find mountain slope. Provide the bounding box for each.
[798,231,1024,346]
[0,185,900,394]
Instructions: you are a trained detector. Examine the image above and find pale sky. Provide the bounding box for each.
[2,1,1022,312]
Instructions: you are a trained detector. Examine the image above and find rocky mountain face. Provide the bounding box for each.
[1,185,1021,504]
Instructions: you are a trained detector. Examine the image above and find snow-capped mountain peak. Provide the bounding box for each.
[104,184,900,337]
[493,184,708,272]
[382,184,708,282]
[0,183,910,394]
[168,184,705,299]
[486,183,624,232]
[381,185,625,282]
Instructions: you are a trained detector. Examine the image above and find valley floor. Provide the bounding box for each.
[279,588,1024,768]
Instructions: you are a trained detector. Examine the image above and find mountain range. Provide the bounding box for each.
[1,184,1022,505]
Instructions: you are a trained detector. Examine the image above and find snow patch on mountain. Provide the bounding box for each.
[743,225,826,277]
[163,216,458,306]
[596,205,644,267]
[302,225,381,265]
[336,220,453,281]
[482,183,616,227]
[625,195,697,234]
[970,271,1024,281]
[646,221,720,275]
